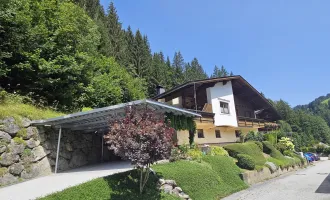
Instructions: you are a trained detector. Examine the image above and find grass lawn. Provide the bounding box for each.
[153,155,247,200]
[224,142,266,166]
[0,103,64,121]
[38,170,179,200]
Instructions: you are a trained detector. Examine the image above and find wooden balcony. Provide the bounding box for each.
[237,116,278,129]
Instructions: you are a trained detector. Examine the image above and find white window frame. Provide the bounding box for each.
[220,101,230,114]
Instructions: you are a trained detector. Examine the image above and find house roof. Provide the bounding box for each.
[152,75,281,120]
[31,99,201,132]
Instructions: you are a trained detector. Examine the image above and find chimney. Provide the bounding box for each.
[156,85,165,95]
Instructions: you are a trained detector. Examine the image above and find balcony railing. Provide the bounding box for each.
[237,116,278,128]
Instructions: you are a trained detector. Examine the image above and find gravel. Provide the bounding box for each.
[223,160,330,200]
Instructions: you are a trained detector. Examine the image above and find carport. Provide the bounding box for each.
[31,99,200,173]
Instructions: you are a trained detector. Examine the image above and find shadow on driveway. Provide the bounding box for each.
[315,173,330,193]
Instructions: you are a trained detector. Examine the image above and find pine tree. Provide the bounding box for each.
[211,65,230,78]
[219,65,228,77]
[106,2,126,64]
[172,51,185,86]
[211,65,220,78]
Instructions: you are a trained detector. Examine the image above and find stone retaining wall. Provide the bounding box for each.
[240,165,300,185]
[0,117,109,187]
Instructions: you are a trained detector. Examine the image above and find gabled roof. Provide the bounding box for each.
[153,75,281,120]
[31,99,201,132]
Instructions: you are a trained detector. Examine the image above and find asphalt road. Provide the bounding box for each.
[223,160,330,200]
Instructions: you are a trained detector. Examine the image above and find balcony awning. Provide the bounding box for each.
[31,99,201,132]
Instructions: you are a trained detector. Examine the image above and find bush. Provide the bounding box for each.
[208,146,229,157]
[154,156,247,200]
[323,147,330,156]
[224,143,266,166]
[316,144,325,154]
[262,141,298,169]
[236,154,256,170]
[263,131,278,145]
[187,149,203,162]
[278,137,295,152]
[249,141,263,151]
[245,131,264,142]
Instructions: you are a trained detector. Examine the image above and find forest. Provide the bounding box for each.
[0,0,232,112]
[1,0,330,148]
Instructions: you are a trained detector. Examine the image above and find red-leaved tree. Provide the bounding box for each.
[104,106,175,193]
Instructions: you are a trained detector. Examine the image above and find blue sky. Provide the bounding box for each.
[100,0,330,107]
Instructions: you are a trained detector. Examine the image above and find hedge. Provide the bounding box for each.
[236,154,256,170]
[262,141,297,169]
[224,143,266,166]
[153,156,247,199]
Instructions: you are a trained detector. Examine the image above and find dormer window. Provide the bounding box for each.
[220,101,230,114]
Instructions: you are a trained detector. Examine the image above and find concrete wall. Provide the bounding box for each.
[206,81,238,127]
[240,166,299,185]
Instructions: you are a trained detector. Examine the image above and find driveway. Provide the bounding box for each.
[224,160,330,200]
[0,161,132,200]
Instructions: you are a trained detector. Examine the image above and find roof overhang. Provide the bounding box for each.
[152,75,281,121]
[31,99,201,132]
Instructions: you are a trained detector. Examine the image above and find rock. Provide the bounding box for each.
[0,173,18,185]
[174,187,182,193]
[8,140,25,155]
[159,178,165,185]
[155,159,170,164]
[265,161,277,172]
[0,153,19,166]
[21,157,51,179]
[42,141,55,150]
[9,163,24,175]
[165,180,177,187]
[38,132,47,143]
[65,143,73,152]
[26,138,40,149]
[25,127,38,139]
[0,145,6,153]
[21,118,31,128]
[69,150,87,168]
[178,193,189,199]
[32,146,48,162]
[60,150,71,160]
[0,117,20,136]
[163,184,173,194]
[0,131,12,143]
[58,157,70,171]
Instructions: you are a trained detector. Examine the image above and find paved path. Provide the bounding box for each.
[0,161,132,200]
[224,160,330,200]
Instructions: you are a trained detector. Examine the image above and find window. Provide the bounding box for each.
[215,130,221,138]
[220,101,230,114]
[235,130,241,138]
[197,129,204,138]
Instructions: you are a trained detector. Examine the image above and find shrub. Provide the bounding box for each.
[209,146,229,157]
[236,154,256,170]
[263,141,298,169]
[263,131,278,145]
[323,147,330,156]
[249,141,263,151]
[245,131,264,142]
[154,156,247,200]
[316,144,325,154]
[224,143,266,166]
[187,149,203,162]
[277,137,295,152]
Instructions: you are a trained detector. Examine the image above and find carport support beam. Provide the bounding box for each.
[55,126,62,174]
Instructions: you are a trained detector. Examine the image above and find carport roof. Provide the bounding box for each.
[31,99,201,132]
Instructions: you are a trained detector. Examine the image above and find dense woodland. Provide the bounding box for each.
[0,0,232,111]
[1,0,330,148]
